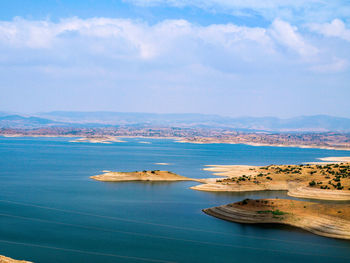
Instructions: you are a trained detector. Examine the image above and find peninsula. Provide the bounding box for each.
[90,170,197,182]
[203,198,350,240]
[191,162,350,200]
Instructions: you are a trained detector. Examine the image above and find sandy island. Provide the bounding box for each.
[191,162,350,200]
[203,198,350,240]
[90,170,199,182]
[70,136,125,144]
[0,255,32,263]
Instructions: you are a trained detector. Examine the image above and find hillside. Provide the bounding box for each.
[1,112,350,132]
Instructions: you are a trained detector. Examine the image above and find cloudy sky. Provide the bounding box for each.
[1,0,350,117]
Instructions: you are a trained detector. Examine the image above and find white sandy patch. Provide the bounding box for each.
[154,163,171,165]
[318,157,350,162]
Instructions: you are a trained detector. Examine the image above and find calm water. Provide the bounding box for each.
[0,137,350,263]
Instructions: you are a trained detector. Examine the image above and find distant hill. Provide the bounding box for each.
[1,111,350,132]
[225,115,350,132]
[37,111,232,126]
[0,115,62,128]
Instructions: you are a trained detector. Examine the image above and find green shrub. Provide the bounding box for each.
[309,180,316,187]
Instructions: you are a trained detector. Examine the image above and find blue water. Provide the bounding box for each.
[0,137,350,263]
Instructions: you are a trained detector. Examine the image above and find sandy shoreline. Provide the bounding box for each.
[0,255,32,263]
[318,157,350,162]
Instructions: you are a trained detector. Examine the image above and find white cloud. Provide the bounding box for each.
[0,17,315,58]
[0,18,55,48]
[269,19,318,56]
[0,17,347,75]
[308,19,350,42]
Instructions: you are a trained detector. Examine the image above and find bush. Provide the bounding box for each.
[242,199,250,205]
[272,209,286,215]
[309,180,316,187]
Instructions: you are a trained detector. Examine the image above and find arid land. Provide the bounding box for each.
[92,161,350,201]
[91,161,350,239]
[199,160,350,240]
[203,199,350,240]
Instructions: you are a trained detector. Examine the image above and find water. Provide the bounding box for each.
[0,137,350,263]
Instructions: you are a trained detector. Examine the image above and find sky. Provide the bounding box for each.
[0,0,350,117]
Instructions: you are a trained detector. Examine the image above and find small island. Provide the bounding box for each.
[191,162,350,200]
[203,198,350,240]
[70,136,125,144]
[90,170,197,182]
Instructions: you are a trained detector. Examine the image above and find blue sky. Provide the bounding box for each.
[0,0,350,117]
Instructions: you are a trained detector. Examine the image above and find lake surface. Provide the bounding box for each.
[1,137,350,263]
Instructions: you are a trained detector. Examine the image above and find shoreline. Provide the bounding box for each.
[177,139,350,151]
[1,134,350,150]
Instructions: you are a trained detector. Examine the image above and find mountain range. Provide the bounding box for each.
[1,111,350,132]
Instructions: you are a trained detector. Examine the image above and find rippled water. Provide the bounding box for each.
[0,137,350,263]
